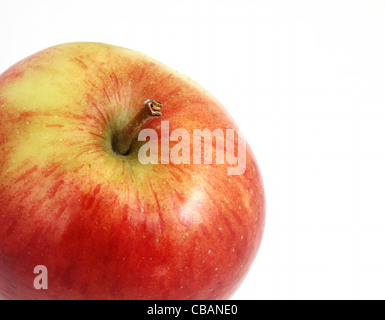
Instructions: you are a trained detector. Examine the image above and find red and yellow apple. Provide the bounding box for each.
[0,42,265,299]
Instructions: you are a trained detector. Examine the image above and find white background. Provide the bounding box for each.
[1,0,385,300]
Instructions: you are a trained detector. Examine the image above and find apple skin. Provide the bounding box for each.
[0,43,265,300]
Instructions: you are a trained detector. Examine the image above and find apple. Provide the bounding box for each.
[0,42,265,300]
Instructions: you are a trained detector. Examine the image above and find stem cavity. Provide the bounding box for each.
[112,99,162,155]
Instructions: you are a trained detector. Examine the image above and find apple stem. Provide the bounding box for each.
[113,99,162,155]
